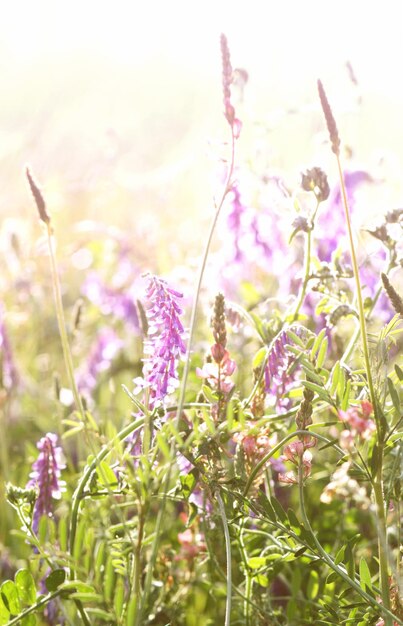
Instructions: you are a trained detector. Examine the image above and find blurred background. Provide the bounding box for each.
[1,0,403,268]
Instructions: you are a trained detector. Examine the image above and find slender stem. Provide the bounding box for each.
[335,157,378,431]
[69,416,145,579]
[137,129,237,624]
[217,492,232,626]
[5,590,63,626]
[336,155,391,619]
[243,428,363,497]
[46,224,86,423]
[237,519,251,626]
[177,128,236,428]
[340,252,394,366]
[292,201,319,322]
[298,464,401,625]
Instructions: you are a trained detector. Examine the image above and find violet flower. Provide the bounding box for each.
[264,331,298,412]
[138,275,186,409]
[316,169,373,262]
[77,328,123,398]
[0,308,19,390]
[26,433,66,534]
[82,272,139,332]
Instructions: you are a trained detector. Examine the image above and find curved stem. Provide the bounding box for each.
[217,492,232,626]
[292,204,317,322]
[68,416,145,579]
[177,128,236,428]
[5,590,63,626]
[336,155,391,619]
[136,129,237,624]
[243,428,363,497]
[298,464,401,625]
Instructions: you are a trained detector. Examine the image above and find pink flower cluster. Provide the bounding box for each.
[338,401,376,449]
[234,426,285,474]
[278,439,315,484]
[196,349,236,396]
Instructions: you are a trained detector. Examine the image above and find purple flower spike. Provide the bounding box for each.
[141,275,186,408]
[27,433,66,534]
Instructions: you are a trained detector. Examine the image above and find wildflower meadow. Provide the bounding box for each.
[0,31,402,626]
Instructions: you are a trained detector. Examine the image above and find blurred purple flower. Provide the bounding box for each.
[317,169,373,262]
[77,328,123,397]
[265,331,299,412]
[0,309,19,390]
[139,275,186,408]
[26,433,65,534]
[82,272,139,331]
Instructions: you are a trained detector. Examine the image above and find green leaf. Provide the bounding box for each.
[178,469,198,499]
[326,571,339,585]
[114,577,125,620]
[258,493,276,523]
[45,569,66,593]
[359,557,372,592]
[271,497,288,525]
[287,330,307,349]
[0,580,20,615]
[287,508,301,532]
[97,461,119,489]
[316,337,328,369]
[15,570,36,605]
[0,595,10,625]
[201,385,219,404]
[247,557,267,570]
[394,363,403,381]
[21,616,36,626]
[301,380,329,402]
[306,570,319,599]
[252,347,267,369]
[256,574,269,587]
[59,581,95,595]
[387,377,400,413]
[86,608,116,621]
[329,361,340,396]
[341,379,351,411]
[310,328,327,361]
[334,545,346,565]
[69,592,103,603]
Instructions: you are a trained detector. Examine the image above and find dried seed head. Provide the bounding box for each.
[211,293,227,348]
[317,80,341,156]
[220,33,236,127]
[381,273,403,316]
[301,166,330,202]
[26,167,51,225]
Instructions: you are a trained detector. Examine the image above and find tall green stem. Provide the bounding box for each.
[217,492,232,626]
[298,465,400,625]
[336,156,391,620]
[46,224,86,423]
[292,199,320,322]
[136,128,236,624]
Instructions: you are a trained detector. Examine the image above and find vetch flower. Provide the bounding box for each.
[77,328,123,398]
[26,433,66,534]
[82,272,140,331]
[140,275,186,408]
